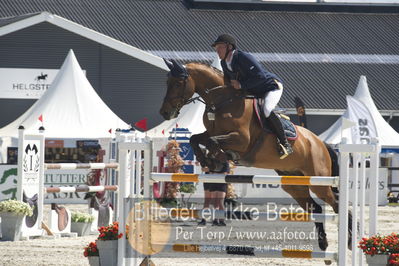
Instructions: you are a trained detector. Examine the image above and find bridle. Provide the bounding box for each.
[164,74,206,111]
[165,71,238,114]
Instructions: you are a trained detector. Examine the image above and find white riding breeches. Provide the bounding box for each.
[263,80,283,118]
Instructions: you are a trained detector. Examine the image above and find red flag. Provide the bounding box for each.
[38,114,43,122]
[135,118,148,131]
[108,128,112,134]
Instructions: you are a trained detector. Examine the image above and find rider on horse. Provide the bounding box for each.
[212,33,293,159]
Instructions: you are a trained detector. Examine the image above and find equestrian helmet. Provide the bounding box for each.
[212,34,236,49]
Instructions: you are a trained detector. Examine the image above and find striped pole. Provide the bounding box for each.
[162,208,337,222]
[151,173,339,187]
[44,162,119,170]
[158,244,337,259]
[45,185,118,193]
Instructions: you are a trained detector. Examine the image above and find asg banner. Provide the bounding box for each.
[0,68,59,99]
[346,96,378,144]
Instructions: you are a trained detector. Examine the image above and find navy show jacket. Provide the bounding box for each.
[221,50,282,97]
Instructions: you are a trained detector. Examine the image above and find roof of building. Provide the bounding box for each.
[0,0,398,113]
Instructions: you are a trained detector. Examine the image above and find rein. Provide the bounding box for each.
[204,85,245,113]
[167,73,245,113]
[205,85,225,94]
[183,84,226,106]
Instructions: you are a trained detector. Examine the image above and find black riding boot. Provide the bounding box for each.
[267,112,293,159]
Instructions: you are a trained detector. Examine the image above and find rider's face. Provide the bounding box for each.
[214,43,229,60]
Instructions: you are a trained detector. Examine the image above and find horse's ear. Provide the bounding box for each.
[163,58,174,70]
[170,59,178,66]
[170,59,188,77]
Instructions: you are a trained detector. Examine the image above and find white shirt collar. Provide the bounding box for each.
[226,50,236,71]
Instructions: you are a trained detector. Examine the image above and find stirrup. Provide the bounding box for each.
[278,143,292,160]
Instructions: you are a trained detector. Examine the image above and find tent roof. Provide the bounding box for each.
[318,76,399,146]
[0,49,129,139]
[0,12,167,70]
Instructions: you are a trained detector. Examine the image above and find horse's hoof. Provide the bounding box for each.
[318,232,328,251]
[348,236,352,250]
[318,238,329,251]
[214,149,227,162]
[347,227,353,250]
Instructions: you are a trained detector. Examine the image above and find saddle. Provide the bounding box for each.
[23,192,38,228]
[253,98,298,140]
[51,203,69,231]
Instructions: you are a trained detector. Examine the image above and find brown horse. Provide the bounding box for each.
[159,59,351,252]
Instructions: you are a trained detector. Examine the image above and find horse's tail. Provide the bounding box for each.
[324,142,340,196]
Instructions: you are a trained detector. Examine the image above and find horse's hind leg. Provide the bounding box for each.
[310,185,353,250]
[280,184,329,251]
[309,186,338,214]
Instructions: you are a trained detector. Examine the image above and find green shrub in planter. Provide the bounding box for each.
[0,199,33,216]
[179,183,196,194]
[179,183,197,208]
[71,212,95,223]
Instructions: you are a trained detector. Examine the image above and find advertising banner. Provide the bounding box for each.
[347,96,378,144]
[0,68,59,99]
[0,166,91,204]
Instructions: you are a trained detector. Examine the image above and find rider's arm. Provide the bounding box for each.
[237,52,270,91]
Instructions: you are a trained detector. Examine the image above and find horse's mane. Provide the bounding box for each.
[186,62,223,77]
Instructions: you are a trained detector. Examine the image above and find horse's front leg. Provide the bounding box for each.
[190,132,210,167]
[206,131,249,162]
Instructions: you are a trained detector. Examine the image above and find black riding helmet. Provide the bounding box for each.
[211,34,237,49]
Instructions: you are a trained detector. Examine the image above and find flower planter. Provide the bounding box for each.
[0,212,24,241]
[97,239,118,266]
[365,254,389,266]
[71,222,92,236]
[88,256,100,266]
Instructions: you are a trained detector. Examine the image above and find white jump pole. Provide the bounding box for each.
[338,138,350,266]
[369,138,381,236]
[117,142,129,266]
[358,153,366,266]
[351,152,360,266]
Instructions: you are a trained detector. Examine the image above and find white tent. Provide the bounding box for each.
[319,76,399,146]
[146,101,206,138]
[0,50,130,162]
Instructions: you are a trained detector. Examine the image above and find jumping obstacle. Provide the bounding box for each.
[16,127,121,238]
[117,138,152,266]
[44,162,119,170]
[14,126,381,266]
[45,185,118,193]
[151,173,339,186]
[15,127,148,265]
[157,208,338,222]
[144,138,381,266]
[161,243,337,259]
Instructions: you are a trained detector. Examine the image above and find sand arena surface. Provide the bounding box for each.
[0,204,397,266]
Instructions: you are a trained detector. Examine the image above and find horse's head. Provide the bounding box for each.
[160,59,195,120]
